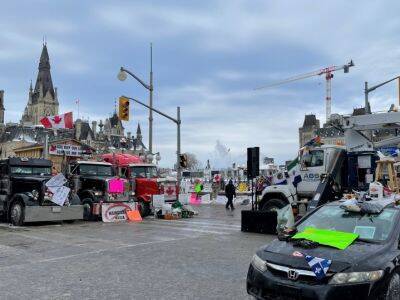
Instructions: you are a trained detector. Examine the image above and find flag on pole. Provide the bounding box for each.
[305,255,332,280]
[287,157,302,187]
[40,112,73,129]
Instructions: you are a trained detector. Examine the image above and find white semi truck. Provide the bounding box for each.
[259,111,400,213]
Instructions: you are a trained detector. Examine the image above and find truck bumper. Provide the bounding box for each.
[24,205,84,222]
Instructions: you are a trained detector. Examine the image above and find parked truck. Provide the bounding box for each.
[101,153,178,217]
[67,160,135,220]
[259,111,400,213]
[0,157,83,225]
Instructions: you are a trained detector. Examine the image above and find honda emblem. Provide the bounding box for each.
[287,269,299,281]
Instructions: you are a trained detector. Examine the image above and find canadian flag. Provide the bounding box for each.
[40,112,73,129]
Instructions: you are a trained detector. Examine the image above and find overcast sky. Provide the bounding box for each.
[1,1,400,167]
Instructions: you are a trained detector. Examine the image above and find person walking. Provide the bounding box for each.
[225,179,236,210]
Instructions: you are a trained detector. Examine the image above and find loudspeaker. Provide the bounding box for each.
[247,147,259,179]
[241,210,277,234]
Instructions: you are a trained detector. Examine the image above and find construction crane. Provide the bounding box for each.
[255,60,354,121]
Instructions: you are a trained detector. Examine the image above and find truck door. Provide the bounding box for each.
[298,149,325,197]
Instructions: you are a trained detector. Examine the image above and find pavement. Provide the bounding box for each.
[0,204,275,300]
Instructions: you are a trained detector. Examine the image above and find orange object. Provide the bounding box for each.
[127,210,142,222]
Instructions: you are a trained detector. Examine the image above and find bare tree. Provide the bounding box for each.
[185,152,200,170]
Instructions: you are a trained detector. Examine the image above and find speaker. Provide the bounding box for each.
[247,147,259,179]
[241,210,277,234]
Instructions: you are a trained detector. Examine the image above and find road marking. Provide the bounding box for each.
[135,222,231,235]
[0,236,198,270]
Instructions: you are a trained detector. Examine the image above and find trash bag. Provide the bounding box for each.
[276,204,295,234]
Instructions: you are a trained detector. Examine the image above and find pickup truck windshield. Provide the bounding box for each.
[79,164,113,176]
[130,166,158,178]
[11,166,51,175]
[297,205,398,242]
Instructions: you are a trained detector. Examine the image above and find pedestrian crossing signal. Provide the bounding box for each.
[179,154,188,168]
[119,97,130,121]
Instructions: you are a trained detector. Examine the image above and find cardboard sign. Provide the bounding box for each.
[46,174,67,193]
[108,178,126,194]
[101,202,136,222]
[51,186,71,206]
[152,194,165,208]
[127,210,142,222]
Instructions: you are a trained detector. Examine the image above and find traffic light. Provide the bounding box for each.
[179,154,188,168]
[118,96,130,121]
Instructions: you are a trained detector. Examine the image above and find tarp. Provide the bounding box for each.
[292,227,358,250]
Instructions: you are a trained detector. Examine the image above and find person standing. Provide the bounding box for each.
[225,179,236,210]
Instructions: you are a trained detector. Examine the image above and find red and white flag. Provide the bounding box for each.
[40,112,73,129]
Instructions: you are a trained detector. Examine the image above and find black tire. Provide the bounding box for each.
[9,201,25,226]
[261,198,287,212]
[69,193,81,205]
[138,201,151,217]
[383,273,400,300]
[82,198,95,221]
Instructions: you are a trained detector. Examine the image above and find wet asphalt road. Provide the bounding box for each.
[0,204,275,299]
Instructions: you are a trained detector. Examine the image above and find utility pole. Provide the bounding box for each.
[149,43,154,154]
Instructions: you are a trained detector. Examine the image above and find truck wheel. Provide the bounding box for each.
[9,202,24,226]
[261,199,287,212]
[82,199,95,221]
[138,201,151,217]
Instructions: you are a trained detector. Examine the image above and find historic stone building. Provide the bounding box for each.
[0,43,147,159]
[21,43,59,125]
[298,114,320,147]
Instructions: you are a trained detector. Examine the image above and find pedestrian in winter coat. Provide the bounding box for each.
[225,179,236,210]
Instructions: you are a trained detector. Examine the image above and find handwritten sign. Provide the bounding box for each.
[51,186,71,206]
[45,174,70,206]
[49,144,83,157]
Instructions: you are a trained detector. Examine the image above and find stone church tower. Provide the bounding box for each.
[21,44,59,125]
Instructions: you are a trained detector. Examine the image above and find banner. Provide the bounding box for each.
[49,144,83,157]
[101,202,137,222]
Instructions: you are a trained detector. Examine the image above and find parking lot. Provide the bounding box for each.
[0,205,274,299]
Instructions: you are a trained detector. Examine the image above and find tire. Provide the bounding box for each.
[82,198,95,221]
[9,201,25,226]
[383,273,400,300]
[261,198,287,212]
[138,201,151,217]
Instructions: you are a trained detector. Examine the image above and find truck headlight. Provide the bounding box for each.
[251,254,267,273]
[329,270,383,284]
[130,191,135,196]
[94,191,103,196]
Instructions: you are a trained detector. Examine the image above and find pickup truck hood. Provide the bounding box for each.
[259,238,391,273]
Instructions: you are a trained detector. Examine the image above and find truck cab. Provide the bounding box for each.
[259,145,346,211]
[101,153,178,217]
[0,157,83,225]
[68,160,133,220]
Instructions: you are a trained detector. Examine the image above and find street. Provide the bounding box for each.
[0,205,273,300]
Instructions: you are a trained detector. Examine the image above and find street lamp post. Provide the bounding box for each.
[365,76,400,113]
[121,95,182,190]
[118,44,154,153]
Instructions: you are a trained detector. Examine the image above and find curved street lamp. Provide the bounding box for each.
[118,44,154,153]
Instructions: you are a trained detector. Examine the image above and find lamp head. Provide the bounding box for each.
[118,68,127,81]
